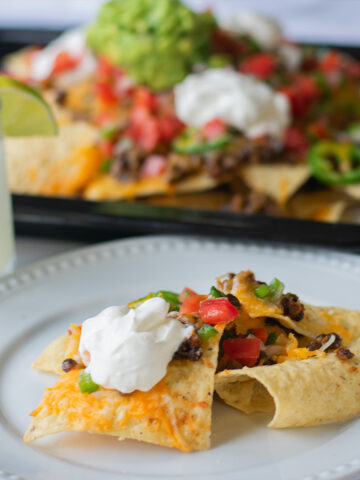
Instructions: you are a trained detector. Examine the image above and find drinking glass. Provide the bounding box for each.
[0,118,15,275]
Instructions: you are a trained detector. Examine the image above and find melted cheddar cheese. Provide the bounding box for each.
[234,271,282,318]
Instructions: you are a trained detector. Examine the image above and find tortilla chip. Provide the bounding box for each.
[274,305,360,344]
[1,48,33,80]
[215,338,360,427]
[240,164,311,205]
[336,184,360,201]
[217,272,359,342]
[84,172,221,200]
[32,324,82,374]
[32,334,68,375]
[288,190,347,223]
[25,328,223,452]
[5,122,101,196]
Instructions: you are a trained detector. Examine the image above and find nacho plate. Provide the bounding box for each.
[2,236,360,480]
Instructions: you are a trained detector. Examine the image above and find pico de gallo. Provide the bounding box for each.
[3,0,360,221]
[124,272,354,372]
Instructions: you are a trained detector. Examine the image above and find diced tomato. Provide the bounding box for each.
[199,298,239,325]
[134,87,158,111]
[52,51,80,75]
[180,295,207,315]
[202,118,227,140]
[140,155,167,179]
[179,287,198,303]
[94,111,118,127]
[307,122,328,140]
[97,55,116,80]
[296,75,320,102]
[130,105,151,125]
[343,59,360,78]
[241,53,275,80]
[158,115,184,142]
[223,337,261,367]
[129,107,160,152]
[98,139,114,157]
[283,127,308,155]
[280,75,320,117]
[140,118,160,152]
[319,51,341,73]
[251,328,267,344]
[95,82,118,104]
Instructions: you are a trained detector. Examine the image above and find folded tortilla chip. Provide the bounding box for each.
[215,338,360,427]
[217,272,359,343]
[288,190,347,223]
[336,184,360,201]
[5,122,101,196]
[240,164,311,205]
[32,324,82,375]
[83,172,221,200]
[25,326,223,452]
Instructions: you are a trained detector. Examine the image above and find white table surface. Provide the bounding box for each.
[1,0,360,46]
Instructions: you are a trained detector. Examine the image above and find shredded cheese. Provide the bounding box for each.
[276,333,325,362]
[234,271,282,318]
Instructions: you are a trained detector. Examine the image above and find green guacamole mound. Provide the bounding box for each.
[87,0,216,91]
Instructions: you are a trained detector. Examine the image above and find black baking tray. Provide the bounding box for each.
[12,194,360,248]
[3,28,360,248]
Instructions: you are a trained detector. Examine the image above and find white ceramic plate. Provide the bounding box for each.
[1,235,360,480]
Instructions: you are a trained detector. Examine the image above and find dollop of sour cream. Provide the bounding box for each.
[219,10,282,50]
[174,68,290,139]
[30,28,96,85]
[78,297,193,393]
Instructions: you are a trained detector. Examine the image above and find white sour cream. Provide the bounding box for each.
[174,68,290,139]
[219,10,282,50]
[78,297,193,393]
[30,28,96,85]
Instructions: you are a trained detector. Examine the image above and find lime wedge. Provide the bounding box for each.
[0,75,57,136]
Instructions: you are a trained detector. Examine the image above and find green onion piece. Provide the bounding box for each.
[265,332,278,345]
[254,284,270,299]
[78,370,99,394]
[269,277,285,302]
[209,286,224,298]
[246,328,255,336]
[100,125,117,140]
[128,292,154,308]
[198,324,218,340]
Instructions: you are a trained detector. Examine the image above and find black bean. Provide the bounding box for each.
[225,293,241,308]
[280,293,305,321]
[61,358,78,373]
[336,347,354,360]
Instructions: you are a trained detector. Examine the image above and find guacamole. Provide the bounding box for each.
[87,0,216,91]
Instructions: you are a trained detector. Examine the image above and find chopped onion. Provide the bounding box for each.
[320,334,336,351]
[265,345,284,357]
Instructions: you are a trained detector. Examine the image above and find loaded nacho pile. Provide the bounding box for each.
[25,272,360,451]
[3,0,360,221]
